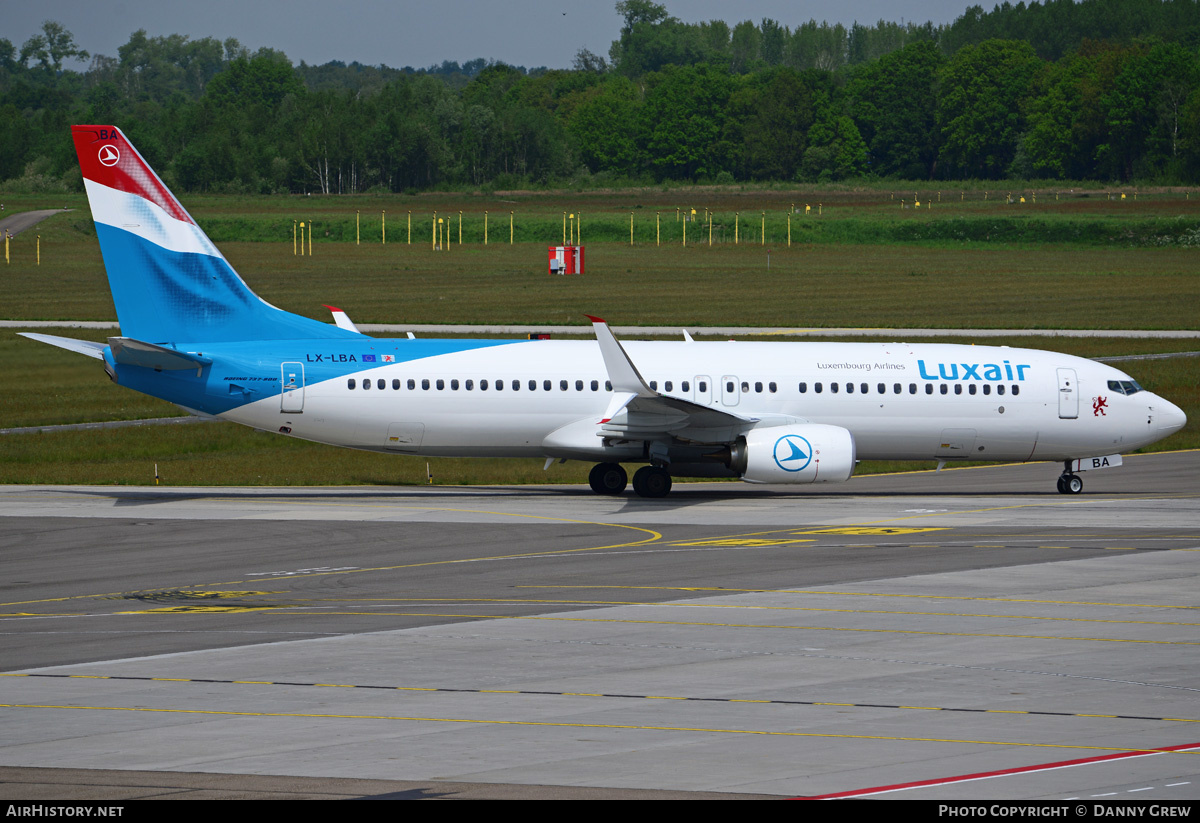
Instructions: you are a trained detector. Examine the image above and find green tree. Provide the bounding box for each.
[937,39,1041,178]
[847,40,944,178]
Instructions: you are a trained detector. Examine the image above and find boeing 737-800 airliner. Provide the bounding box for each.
[21,126,1187,498]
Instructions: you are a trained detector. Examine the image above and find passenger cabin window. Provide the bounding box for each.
[377,379,385,390]
[831,383,839,394]
[909,383,917,394]
[769,382,777,393]
[422,379,430,390]
[481,379,489,390]
[408,379,416,390]
[544,380,551,391]
[940,384,948,395]
[682,381,690,392]
[798,382,807,393]
[755,381,763,393]
[560,380,568,391]
[451,379,459,390]
[815,382,822,393]
[436,379,444,390]
[954,384,963,395]
[698,381,707,392]
[392,379,400,390]
[591,380,599,391]
[347,378,356,389]
[495,379,503,391]
[665,381,673,392]
[466,379,474,390]
[363,380,370,390]
[925,384,933,394]
[605,381,613,391]
[513,380,520,391]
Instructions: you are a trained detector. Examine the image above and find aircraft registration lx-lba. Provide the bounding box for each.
[23,126,1187,497]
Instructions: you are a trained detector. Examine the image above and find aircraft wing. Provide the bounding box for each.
[588,317,796,444]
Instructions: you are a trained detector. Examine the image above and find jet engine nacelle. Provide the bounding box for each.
[731,424,856,484]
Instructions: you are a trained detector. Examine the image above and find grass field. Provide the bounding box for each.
[1,185,1195,486]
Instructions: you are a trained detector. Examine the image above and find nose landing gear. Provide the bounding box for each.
[1056,469,1083,494]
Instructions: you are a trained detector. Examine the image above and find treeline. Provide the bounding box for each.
[2,0,1200,194]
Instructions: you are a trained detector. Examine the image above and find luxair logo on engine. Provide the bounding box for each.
[773,434,814,473]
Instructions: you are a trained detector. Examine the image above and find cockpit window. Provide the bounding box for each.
[1107,379,1144,395]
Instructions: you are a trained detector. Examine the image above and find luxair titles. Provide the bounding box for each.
[818,359,1032,381]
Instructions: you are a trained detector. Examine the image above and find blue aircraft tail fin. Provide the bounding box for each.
[72,124,358,344]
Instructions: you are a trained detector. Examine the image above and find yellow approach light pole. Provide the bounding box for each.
[509,211,513,244]
[562,212,566,245]
[761,212,765,245]
[308,220,313,255]
[458,211,462,245]
[293,220,297,255]
[432,211,437,250]
[382,211,386,244]
[407,211,411,244]
[656,212,660,246]
[484,211,488,245]
[299,222,305,256]
[356,211,360,245]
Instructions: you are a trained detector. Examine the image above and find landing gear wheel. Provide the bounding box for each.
[1057,474,1083,494]
[632,466,672,499]
[588,462,627,495]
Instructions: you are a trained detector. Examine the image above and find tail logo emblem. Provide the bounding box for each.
[98,145,120,167]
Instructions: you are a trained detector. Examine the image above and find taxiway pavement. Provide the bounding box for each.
[1,452,1198,800]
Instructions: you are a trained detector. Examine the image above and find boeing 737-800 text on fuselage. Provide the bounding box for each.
[22,126,1187,498]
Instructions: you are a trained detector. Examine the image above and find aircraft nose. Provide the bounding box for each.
[1154,396,1187,436]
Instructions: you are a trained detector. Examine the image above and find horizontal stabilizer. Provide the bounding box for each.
[19,333,107,360]
[108,337,212,373]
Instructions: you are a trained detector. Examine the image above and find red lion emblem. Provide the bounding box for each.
[1093,396,1108,416]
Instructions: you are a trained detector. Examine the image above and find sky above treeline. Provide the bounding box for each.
[11,0,980,71]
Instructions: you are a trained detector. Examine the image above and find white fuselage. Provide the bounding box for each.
[221,340,1184,466]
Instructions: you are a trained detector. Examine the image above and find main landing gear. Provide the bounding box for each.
[588,462,627,495]
[632,465,672,498]
[587,463,672,498]
[1056,464,1083,495]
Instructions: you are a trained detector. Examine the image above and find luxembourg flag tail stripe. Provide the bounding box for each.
[71,125,356,344]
